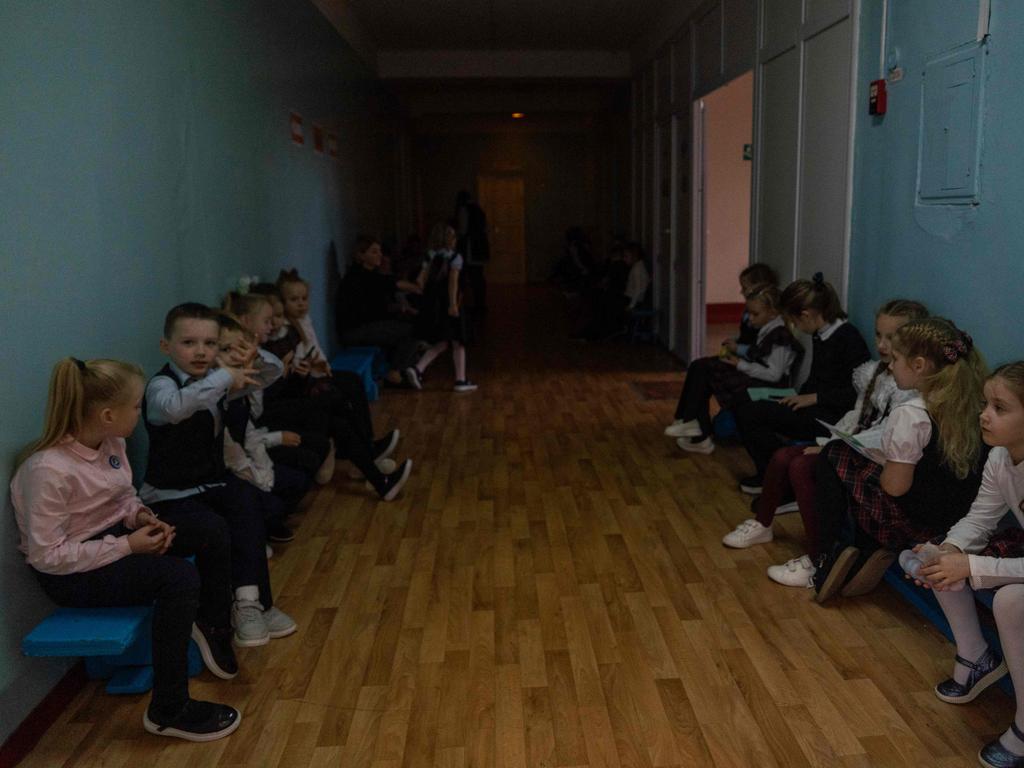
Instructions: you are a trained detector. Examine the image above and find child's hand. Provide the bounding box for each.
[722,339,738,353]
[292,358,311,377]
[281,351,295,376]
[222,363,260,392]
[234,338,259,366]
[780,393,817,410]
[312,358,331,376]
[720,354,740,367]
[919,553,971,590]
[128,524,170,555]
[802,445,822,456]
[281,431,302,447]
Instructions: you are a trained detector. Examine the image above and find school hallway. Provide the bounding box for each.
[16,285,1013,768]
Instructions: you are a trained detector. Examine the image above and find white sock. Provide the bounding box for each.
[235,585,259,603]
[933,585,987,684]
[994,585,1024,755]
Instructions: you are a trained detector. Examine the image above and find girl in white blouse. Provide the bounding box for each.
[915,362,1024,767]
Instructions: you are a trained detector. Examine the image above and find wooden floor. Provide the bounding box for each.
[21,286,1012,768]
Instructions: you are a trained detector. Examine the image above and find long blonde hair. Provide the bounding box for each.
[16,358,144,467]
[892,318,987,478]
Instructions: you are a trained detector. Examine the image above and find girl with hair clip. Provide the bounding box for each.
[733,272,871,494]
[722,300,929,570]
[11,358,241,741]
[670,283,802,455]
[907,362,1024,767]
[814,317,989,603]
[226,289,335,487]
[408,221,478,392]
[276,269,413,501]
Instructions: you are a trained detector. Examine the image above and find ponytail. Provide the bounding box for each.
[16,358,144,467]
[780,273,846,322]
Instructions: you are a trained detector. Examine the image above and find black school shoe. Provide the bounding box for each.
[143,699,241,742]
[266,519,295,543]
[378,459,413,501]
[813,546,860,604]
[191,622,238,680]
[374,430,400,462]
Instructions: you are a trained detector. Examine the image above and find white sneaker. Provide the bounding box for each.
[676,436,714,454]
[263,606,298,639]
[766,555,816,587]
[232,599,270,647]
[664,419,702,438]
[722,519,773,549]
[774,501,800,515]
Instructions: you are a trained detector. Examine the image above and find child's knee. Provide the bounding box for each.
[994,584,1024,625]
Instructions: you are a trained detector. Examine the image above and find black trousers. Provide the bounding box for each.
[314,371,385,489]
[258,398,331,479]
[34,509,231,716]
[674,357,716,436]
[735,399,834,479]
[150,475,273,610]
[340,319,420,371]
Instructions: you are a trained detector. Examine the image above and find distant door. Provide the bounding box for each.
[476,174,526,284]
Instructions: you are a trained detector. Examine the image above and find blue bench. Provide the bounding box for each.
[22,606,202,695]
[330,346,385,401]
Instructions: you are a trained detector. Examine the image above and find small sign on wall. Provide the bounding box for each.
[289,112,304,146]
[313,124,325,155]
[742,143,752,161]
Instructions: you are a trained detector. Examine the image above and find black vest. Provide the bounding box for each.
[143,364,227,490]
[745,324,803,387]
[899,420,988,534]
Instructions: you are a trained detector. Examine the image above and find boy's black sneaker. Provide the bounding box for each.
[373,430,400,462]
[143,698,241,742]
[191,622,238,680]
[267,520,294,543]
[379,459,413,502]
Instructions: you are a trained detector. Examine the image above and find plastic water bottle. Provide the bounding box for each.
[898,542,964,590]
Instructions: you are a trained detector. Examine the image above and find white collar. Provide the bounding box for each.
[755,316,784,342]
[816,319,845,341]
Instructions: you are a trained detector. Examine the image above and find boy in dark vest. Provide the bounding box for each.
[140,303,297,648]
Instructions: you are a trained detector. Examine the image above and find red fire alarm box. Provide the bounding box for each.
[869,79,887,115]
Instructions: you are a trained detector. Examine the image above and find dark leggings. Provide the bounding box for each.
[34,509,231,716]
[754,445,822,556]
[310,372,386,490]
[735,399,834,479]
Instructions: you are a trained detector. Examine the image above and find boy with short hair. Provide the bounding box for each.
[141,302,297,647]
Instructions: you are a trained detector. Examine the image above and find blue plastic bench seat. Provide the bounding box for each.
[23,606,201,694]
[330,346,383,401]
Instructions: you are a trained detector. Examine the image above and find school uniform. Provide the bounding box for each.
[417,249,468,344]
[141,362,276,610]
[674,316,802,437]
[736,319,871,478]
[944,447,1024,589]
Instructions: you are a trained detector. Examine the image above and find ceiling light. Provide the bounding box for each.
[511,112,525,119]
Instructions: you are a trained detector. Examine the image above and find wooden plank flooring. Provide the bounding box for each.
[19,287,1012,767]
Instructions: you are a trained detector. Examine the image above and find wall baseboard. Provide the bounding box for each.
[706,302,744,324]
[0,663,86,768]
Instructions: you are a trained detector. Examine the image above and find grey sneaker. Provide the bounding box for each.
[263,606,297,639]
[232,599,269,647]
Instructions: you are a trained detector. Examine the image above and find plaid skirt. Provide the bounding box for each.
[827,441,943,550]
[980,527,1024,558]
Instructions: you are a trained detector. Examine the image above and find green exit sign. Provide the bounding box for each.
[743,144,752,161]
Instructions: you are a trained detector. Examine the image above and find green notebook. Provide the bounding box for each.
[747,387,797,402]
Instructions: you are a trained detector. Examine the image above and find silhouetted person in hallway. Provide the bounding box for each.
[456,190,489,315]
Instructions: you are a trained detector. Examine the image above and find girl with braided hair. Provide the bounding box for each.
[814,317,989,602]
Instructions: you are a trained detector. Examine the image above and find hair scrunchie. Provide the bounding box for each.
[812,272,825,287]
[942,328,973,363]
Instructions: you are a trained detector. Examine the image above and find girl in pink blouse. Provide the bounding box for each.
[11,358,240,742]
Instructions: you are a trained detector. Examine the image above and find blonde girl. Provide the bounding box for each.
[912,362,1024,766]
[11,358,240,741]
[814,317,989,602]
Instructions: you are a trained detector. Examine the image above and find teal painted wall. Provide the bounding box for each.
[0,0,392,740]
[849,0,1024,365]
